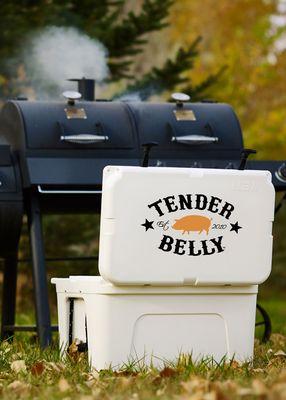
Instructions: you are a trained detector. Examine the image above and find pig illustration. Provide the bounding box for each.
[172,215,212,235]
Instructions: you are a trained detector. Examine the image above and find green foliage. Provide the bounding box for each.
[120,37,202,99]
[0,0,219,99]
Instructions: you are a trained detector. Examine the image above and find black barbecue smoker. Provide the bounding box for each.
[0,78,285,347]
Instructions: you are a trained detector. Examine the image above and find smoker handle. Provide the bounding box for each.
[172,134,219,145]
[37,186,102,194]
[60,134,108,144]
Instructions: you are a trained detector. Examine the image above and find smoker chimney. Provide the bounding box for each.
[68,78,95,101]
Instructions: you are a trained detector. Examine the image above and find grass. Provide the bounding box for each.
[0,331,286,399]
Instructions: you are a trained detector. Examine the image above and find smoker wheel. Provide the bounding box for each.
[277,163,286,181]
[256,303,271,343]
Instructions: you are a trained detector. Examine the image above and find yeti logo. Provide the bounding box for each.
[141,193,242,257]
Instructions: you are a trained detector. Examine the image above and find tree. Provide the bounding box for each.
[168,0,286,159]
[0,0,221,100]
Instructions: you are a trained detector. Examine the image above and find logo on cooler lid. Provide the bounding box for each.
[141,193,242,257]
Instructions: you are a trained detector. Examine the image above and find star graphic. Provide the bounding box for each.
[230,221,242,233]
[141,219,154,232]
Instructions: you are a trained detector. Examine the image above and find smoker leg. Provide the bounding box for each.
[1,253,18,341]
[28,194,52,348]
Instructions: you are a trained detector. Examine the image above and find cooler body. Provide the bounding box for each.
[52,276,258,369]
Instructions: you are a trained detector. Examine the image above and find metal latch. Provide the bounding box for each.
[68,298,88,353]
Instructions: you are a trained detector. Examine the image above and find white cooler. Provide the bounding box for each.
[52,166,275,369]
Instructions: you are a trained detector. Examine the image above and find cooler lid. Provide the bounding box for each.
[99,166,275,286]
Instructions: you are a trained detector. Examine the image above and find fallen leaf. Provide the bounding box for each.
[58,378,70,392]
[274,350,286,357]
[152,375,162,386]
[115,370,138,377]
[203,392,217,400]
[252,379,268,395]
[278,369,286,382]
[181,377,209,394]
[10,360,26,374]
[31,361,45,376]
[271,333,286,347]
[89,370,99,380]
[45,361,65,373]
[252,368,265,374]
[272,382,286,399]
[160,367,176,378]
[117,376,133,389]
[220,379,238,393]
[230,360,241,369]
[7,380,30,395]
[156,387,166,396]
[237,387,254,396]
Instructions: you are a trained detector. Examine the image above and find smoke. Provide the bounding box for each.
[117,92,142,102]
[21,26,109,99]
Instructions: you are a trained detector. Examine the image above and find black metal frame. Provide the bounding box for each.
[28,193,52,346]
[1,192,98,347]
[1,253,18,340]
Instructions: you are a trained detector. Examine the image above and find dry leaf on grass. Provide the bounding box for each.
[271,382,286,399]
[89,370,99,380]
[7,380,30,396]
[31,361,45,376]
[10,360,26,374]
[203,392,218,400]
[117,376,134,389]
[67,339,86,362]
[237,387,254,396]
[85,370,100,387]
[278,369,286,382]
[176,393,205,400]
[274,350,286,357]
[45,361,65,373]
[253,368,265,374]
[252,379,268,395]
[271,333,286,347]
[160,367,176,378]
[58,378,70,392]
[181,377,209,394]
[156,387,166,396]
[220,379,238,393]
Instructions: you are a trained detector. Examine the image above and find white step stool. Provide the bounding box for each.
[52,166,275,370]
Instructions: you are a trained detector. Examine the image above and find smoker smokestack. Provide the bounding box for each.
[69,78,95,101]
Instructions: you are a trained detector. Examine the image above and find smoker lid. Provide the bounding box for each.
[0,100,137,150]
[99,166,275,286]
[127,102,244,158]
